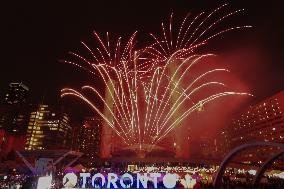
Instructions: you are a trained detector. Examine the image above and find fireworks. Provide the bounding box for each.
[61,4,252,153]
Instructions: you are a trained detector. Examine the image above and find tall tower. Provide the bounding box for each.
[100,79,116,158]
[169,61,190,158]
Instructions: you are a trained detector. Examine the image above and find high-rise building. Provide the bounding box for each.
[70,123,82,151]
[100,80,115,158]
[4,82,29,105]
[25,105,72,150]
[0,82,30,155]
[79,117,102,159]
[71,117,102,158]
[229,90,284,148]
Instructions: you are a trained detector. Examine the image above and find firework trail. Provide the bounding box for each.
[61,4,252,152]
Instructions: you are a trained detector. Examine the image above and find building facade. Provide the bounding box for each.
[80,117,102,159]
[70,117,102,159]
[25,104,72,150]
[229,90,284,147]
[219,90,284,162]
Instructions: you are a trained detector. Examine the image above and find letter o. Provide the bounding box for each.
[63,173,78,188]
[120,173,134,188]
[163,173,177,189]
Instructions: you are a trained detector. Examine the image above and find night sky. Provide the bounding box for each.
[1,0,284,119]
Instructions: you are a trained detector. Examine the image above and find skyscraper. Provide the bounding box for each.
[79,117,102,159]
[25,105,72,150]
[4,82,29,105]
[0,82,30,155]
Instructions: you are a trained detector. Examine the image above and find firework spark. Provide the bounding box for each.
[61,4,252,153]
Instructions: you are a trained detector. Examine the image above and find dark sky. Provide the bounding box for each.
[0,0,283,118]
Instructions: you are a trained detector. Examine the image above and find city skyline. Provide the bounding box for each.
[0,0,284,109]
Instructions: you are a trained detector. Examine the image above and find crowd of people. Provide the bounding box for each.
[0,163,283,188]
